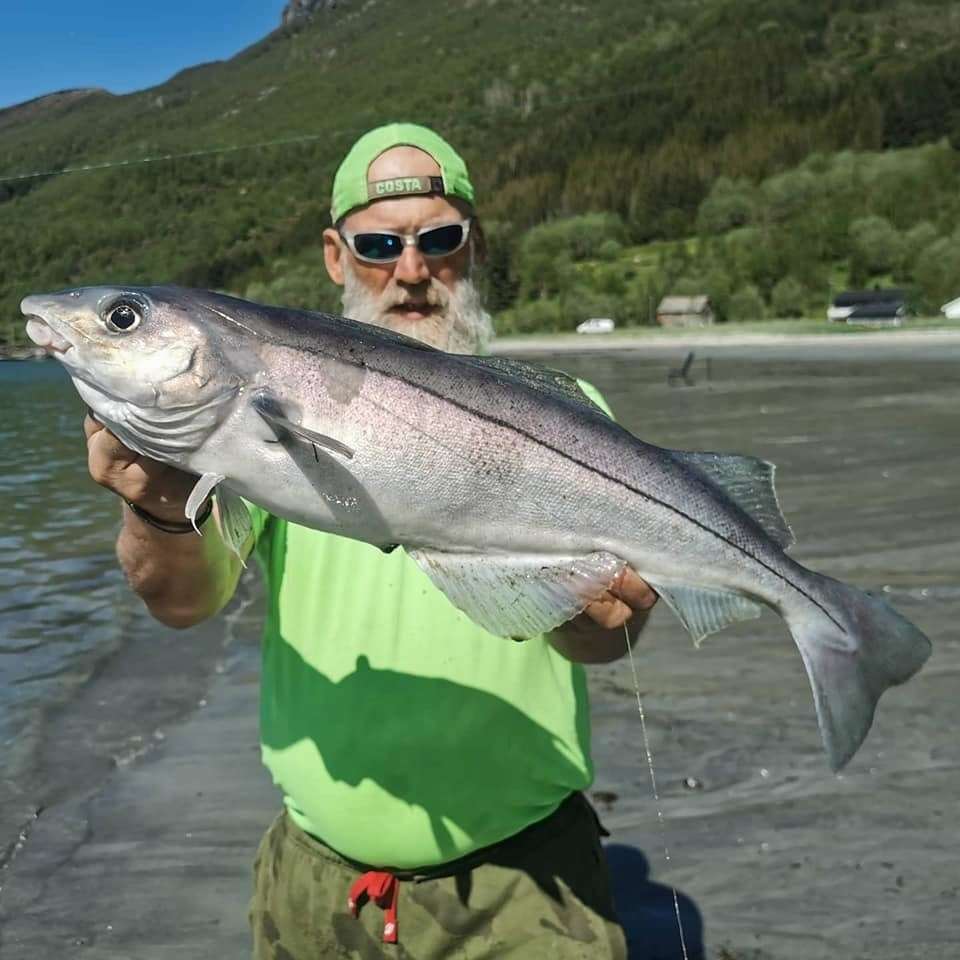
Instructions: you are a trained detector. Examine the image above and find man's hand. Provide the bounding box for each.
[548,567,658,664]
[84,412,246,628]
[580,567,658,631]
[84,412,196,522]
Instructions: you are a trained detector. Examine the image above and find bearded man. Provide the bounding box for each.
[85,123,657,959]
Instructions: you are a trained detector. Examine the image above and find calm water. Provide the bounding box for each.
[0,363,126,796]
[0,361,243,863]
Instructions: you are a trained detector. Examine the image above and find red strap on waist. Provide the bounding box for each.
[347,870,399,944]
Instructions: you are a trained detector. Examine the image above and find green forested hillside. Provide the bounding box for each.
[2,0,959,342]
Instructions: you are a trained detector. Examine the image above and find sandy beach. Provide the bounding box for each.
[1,337,957,959]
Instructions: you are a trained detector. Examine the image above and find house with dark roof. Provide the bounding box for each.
[827,289,907,326]
[656,295,715,327]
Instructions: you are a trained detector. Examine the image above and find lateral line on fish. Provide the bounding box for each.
[351,366,846,634]
[183,306,841,632]
[199,303,265,340]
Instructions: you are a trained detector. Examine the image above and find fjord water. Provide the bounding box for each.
[0,361,234,864]
[0,337,957,958]
[0,362,125,842]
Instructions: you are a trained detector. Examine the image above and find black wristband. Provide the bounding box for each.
[124,497,213,534]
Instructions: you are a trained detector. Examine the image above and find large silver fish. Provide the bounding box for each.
[22,285,931,769]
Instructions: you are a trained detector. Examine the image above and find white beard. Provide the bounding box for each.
[340,259,494,355]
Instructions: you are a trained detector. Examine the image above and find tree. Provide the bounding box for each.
[696,176,757,235]
[728,284,767,321]
[770,276,808,317]
[849,215,903,275]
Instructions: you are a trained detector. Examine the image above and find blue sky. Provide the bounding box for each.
[1,2,286,110]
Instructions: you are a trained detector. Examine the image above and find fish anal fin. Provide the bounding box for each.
[674,450,794,549]
[407,550,626,639]
[652,581,763,647]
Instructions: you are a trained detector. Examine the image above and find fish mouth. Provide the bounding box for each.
[23,315,74,355]
[21,295,75,355]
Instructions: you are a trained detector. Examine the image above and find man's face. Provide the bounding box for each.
[323,146,492,354]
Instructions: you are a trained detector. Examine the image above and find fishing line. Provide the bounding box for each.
[624,623,689,960]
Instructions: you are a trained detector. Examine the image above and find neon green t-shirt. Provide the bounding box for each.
[250,381,609,869]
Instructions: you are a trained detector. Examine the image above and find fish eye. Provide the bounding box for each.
[103,300,143,333]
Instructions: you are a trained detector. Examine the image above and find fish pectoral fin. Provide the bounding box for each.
[214,487,253,563]
[407,549,626,639]
[672,450,795,549]
[651,581,763,647]
[251,392,354,460]
[186,472,225,533]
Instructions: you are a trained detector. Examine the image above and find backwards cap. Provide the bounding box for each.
[331,122,475,223]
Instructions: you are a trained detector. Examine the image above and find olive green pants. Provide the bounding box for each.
[249,794,627,959]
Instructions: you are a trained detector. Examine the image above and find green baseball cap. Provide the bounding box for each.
[330,122,475,223]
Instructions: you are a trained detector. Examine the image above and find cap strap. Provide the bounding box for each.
[366,175,445,202]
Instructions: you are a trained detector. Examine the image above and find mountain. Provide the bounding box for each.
[281,0,345,27]
[1,0,959,342]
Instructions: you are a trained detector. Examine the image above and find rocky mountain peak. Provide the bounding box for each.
[281,0,345,27]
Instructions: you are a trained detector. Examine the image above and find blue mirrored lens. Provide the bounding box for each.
[353,233,403,261]
[419,224,464,256]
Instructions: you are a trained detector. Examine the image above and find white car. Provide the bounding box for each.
[576,317,615,334]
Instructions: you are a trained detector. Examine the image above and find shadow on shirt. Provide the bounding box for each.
[261,637,589,862]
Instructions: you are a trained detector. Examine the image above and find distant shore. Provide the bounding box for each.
[0,346,48,361]
[491,321,960,354]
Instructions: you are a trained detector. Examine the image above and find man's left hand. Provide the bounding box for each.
[547,567,658,664]
[581,567,658,630]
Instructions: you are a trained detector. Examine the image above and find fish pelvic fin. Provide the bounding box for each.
[184,472,252,561]
[186,473,224,534]
[673,450,794,549]
[789,575,931,771]
[214,487,254,563]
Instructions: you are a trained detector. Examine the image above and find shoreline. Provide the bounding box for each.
[491,326,960,354]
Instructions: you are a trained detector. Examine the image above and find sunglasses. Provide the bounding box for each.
[339,219,472,264]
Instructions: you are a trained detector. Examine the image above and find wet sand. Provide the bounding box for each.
[1,337,957,959]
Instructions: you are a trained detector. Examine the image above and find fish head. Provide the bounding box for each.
[21,285,240,461]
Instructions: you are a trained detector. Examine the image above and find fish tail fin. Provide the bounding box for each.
[788,575,931,771]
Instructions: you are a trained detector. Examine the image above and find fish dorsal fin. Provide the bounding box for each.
[673,450,794,549]
[407,549,626,638]
[458,356,608,416]
[651,581,763,647]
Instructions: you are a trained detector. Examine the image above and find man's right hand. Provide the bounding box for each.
[85,412,246,629]
[84,412,197,523]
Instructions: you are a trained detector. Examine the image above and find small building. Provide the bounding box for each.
[656,295,714,328]
[828,289,906,325]
[941,297,960,321]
